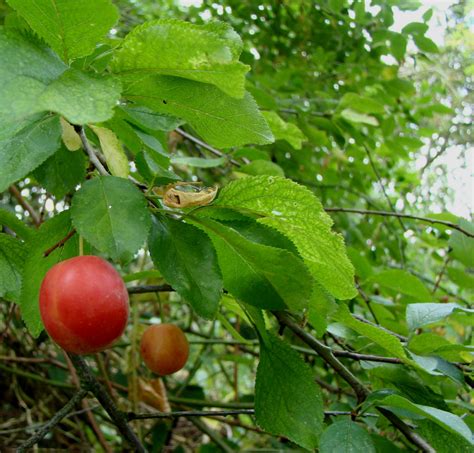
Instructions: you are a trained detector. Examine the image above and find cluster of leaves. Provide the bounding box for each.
[0,0,472,451]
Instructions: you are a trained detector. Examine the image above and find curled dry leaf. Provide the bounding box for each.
[160,182,218,208]
[137,377,171,412]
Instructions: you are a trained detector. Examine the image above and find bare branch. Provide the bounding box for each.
[127,284,174,294]
[16,389,88,452]
[43,229,76,257]
[76,126,110,176]
[175,127,242,167]
[8,185,41,227]
[275,311,435,453]
[68,353,146,453]
[325,207,473,238]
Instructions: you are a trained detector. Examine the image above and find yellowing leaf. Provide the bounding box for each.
[60,117,81,151]
[90,125,129,178]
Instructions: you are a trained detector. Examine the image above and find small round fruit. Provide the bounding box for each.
[39,255,129,354]
[140,324,189,375]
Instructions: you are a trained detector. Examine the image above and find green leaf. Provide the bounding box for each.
[214,176,357,300]
[449,219,474,267]
[135,150,179,186]
[255,334,323,450]
[413,35,439,53]
[262,111,306,149]
[121,75,274,148]
[119,105,183,132]
[0,30,121,135]
[193,217,313,311]
[447,267,474,291]
[402,22,429,35]
[171,156,227,168]
[369,366,449,410]
[0,115,61,192]
[334,304,408,359]
[418,420,474,453]
[378,395,473,444]
[0,208,33,240]
[0,233,26,302]
[368,269,432,301]
[19,211,78,337]
[340,109,379,126]
[71,176,152,260]
[339,93,385,114]
[406,303,474,331]
[320,420,376,453]
[90,126,130,178]
[40,69,121,125]
[149,215,223,319]
[238,160,285,177]
[7,0,119,62]
[112,19,249,98]
[33,145,86,199]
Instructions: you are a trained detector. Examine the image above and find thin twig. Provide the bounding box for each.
[76,126,110,176]
[175,127,241,167]
[43,229,76,257]
[363,145,407,265]
[16,389,88,452]
[68,354,146,453]
[127,409,379,420]
[325,207,473,238]
[352,315,407,342]
[433,254,452,294]
[127,284,174,294]
[8,185,41,227]
[128,409,255,420]
[274,312,435,453]
[190,417,235,453]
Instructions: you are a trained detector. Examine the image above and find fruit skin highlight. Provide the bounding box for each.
[140,324,189,375]
[39,255,129,354]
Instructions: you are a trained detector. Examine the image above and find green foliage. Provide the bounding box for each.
[376,394,473,444]
[262,111,306,149]
[33,145,86,199]
[255,333,323,450]
[7,0,119,62]
[0,233,26,302]
[0,31,121,135]
[194,216,312,311]
[215,176,357,300]
[319,420,376,453]
[0,115,61,192]
[112,19,249,98]
[121,75,273,148]
[149,215,222,319]
[449,219,474,267]
[406,303,474,331]
[71,176,151,261]
[0,0,472,450]
[334,304,407,360]
[368,269,432,301]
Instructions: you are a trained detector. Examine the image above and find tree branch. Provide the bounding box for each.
[16,389,88,452]
[43,229,76,257]
[175,127,242,167]
[67,354,146,453]
[8,185,41,227]
[128,409,255,420]
[274,312,435,453]
[76,126,110,176]
[127,408,379,420]
[127,284,174,294]
[325,207,473,238]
